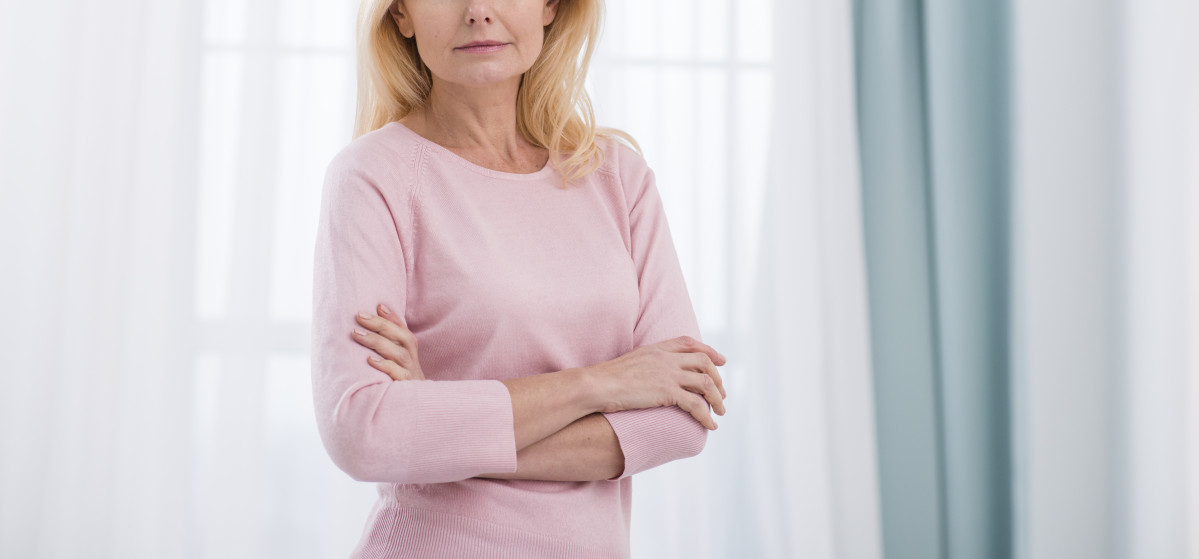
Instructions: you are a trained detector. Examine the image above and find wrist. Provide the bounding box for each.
[570,365,609,415]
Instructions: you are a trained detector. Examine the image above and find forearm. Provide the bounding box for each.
[500,368,604,453]
[474,411,625,481]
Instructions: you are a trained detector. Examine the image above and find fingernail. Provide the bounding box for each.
[359,311,372,320]
[379,304,392,316]
[354,328,368,337]
[719,353,727,362]
[369,356,381,363]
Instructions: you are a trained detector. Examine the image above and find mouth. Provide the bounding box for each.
[456,41,509,53]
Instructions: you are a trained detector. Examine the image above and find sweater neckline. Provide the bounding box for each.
[387,120,557,182]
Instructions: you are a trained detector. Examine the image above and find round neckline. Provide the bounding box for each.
[388,120,557,181]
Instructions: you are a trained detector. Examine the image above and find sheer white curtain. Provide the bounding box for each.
[1118,0,1196,557]
[1010,0,1198,557]
[0,1,203,557]
[589,0,880,557]
[0,0,879,557]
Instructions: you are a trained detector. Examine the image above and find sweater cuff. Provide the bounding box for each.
[601,406,707,480]
[406,379,518,482]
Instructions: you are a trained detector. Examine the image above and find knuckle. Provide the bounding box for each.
[395,368,414,381]
[398,329,416,346]
[661,378,680,401]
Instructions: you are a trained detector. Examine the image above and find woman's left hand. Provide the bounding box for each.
[351,303,426,381]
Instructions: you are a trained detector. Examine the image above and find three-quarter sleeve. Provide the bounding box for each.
[310,150,519,484]
[601,156,710,480]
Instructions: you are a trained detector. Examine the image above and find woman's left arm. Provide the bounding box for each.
[481,153,723,482]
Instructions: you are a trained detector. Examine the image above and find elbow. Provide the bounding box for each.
[320,420,411,483]
[327,439,381,483]
[315,381,418,484]
[315,377,517,484]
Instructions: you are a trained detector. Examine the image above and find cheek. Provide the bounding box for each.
[518,27,545,62]
[413,32,451,70]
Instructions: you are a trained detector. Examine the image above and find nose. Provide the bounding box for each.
[466,6,492,24]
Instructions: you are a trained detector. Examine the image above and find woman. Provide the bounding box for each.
[310,0,729,556]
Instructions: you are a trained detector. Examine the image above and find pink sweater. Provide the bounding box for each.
[310,120,709,558]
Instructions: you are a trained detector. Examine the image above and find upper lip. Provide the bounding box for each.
[457,40,507,48]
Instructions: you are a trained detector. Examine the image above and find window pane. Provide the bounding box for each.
[196,53,244,321]
[271,54,355,322]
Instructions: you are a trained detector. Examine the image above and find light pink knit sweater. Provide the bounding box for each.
[310,120,709,558]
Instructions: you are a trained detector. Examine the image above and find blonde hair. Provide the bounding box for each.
[352,0,641,188]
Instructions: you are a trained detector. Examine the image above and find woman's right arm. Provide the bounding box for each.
[311,150,603,485]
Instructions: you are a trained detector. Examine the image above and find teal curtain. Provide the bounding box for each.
[852,1,1011,558]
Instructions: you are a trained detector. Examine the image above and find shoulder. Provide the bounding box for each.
[593,134,656,213]
[595,133,649,179]
[325,122,420,181]
[593,133,654,208]
[322,122,421,199]
[320,122,423,219]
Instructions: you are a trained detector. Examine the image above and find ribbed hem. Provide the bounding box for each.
[349,504,628,559]
[601,406,706,479]
[406,379,518,483]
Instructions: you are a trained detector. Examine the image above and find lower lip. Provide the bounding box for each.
[457,43,507,53]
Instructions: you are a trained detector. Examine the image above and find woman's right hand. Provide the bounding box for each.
[586,336,728,430]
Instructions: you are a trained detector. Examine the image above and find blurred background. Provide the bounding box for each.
[0,0,1195,557]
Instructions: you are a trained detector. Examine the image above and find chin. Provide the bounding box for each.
[451,70,527,88]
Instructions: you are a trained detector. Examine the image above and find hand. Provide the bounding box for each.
[351,303,426,381]
[586,336,728,430]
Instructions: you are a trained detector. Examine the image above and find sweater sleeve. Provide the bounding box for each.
[601,156,711,480]
[310,149,518,484]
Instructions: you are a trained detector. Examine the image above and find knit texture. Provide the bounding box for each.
[310,120,709,557]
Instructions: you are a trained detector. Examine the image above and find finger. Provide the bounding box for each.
[357,310,415,348]
[676,368,726,416]
[352,328,418,370]
[356,311,419,353]
[676,389,718,430]
[377,303,417,345]
[683,352,727,400]
[376,303,406,328]
[668,335,727,367]
[366,355,418,381]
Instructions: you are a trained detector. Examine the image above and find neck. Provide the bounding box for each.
[418,74,528,158]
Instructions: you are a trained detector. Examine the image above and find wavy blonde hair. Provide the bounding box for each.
[352,0,640,188]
